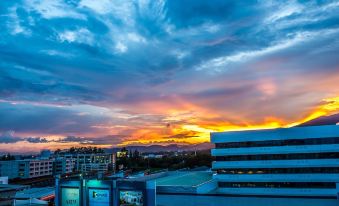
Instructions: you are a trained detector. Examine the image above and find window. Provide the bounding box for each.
[215,137,339,149]
[217,167,339,174]
[218,182,336,188]
[216,152,339,161]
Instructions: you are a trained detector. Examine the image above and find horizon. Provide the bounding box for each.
[1,0,339,153]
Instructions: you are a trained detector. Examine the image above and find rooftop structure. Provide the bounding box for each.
[156,172,212,187]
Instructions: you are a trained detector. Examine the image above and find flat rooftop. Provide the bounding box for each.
[0,184,29,192]
[155,172,213,187]
[15,187,54,199]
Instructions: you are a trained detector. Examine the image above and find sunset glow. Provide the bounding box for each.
[1,0,339,153]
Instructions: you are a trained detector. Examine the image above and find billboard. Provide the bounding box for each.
[88,188,110,206]
[61,187,80,206]
[119,190,143,206]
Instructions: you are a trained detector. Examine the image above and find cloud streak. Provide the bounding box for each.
[0,0,338,152]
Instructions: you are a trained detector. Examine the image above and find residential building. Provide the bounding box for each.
[80,162,109,173]
[0,161,19,179]
[24,159,53,179]
[53,157,75,175]
[40,150,52,159]
[56,153,115,173]
[0,159,53,179]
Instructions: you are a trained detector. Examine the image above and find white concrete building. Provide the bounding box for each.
[211,125,339,198]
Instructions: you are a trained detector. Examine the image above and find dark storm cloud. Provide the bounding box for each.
[0,131,48,143]
[0,102,111,134]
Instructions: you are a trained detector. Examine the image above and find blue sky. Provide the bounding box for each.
[0,0,339,153]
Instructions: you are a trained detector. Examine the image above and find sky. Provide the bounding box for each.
[0,0,339,153]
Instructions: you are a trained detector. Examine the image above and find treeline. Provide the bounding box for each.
[54,146,105,154]
[116,150,213,172]
[0,153,16,161]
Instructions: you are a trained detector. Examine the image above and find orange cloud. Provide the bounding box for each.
[118,96,339,146]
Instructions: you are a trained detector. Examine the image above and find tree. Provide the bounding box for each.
[1,153,15,161]
[54,149,61,155]
[133,150,140,159]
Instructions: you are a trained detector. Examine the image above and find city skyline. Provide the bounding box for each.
[1,0,339,153]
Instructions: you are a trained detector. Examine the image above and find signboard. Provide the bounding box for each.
[88,189,110,206]
[61,187,80,206]
[119,190,143,206]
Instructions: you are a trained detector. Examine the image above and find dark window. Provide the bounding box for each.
[216,152,339,161]
[215,137,339,149]
[218,182,336,188]
[216,167,339,174]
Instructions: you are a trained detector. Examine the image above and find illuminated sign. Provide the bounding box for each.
[61,187,80,206]
[88,189,110,206]
[119,191,143,206]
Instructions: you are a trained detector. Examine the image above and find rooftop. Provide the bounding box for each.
[15,187,54,199]
[155,172,213,187]
[0,184,29,192]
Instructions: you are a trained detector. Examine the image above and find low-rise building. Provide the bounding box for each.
[0,159,53,179]
[0,161,19,179]
[57,153,115,173]
[24,159,53,179]
[53,157,75,175]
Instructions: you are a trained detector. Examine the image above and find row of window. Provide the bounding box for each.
[30,171,52,176]
[215,152,339,161]
[218,182,337,189]
[215,137,339,149]
[29,162,52,166]
[216,167,339,174]
[29,167,53,171]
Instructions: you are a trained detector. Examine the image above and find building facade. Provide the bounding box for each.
[211,125,339,198]
[0,159,53,179]
[22,159,53,179]
[56,153,115,173]
[0,161,19,179]
[53,158,75,175]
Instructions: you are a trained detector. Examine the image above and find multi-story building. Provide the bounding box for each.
[80,163,109,173]
[53,158,75,175]
[0,159,53,179]
[211,125,339,198]
[0,161,19,179]
[56,153,115,173]
[21,159,53,178]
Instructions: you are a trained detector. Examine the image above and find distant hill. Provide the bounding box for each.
[106,142,214,153]
[298,113,339,127]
